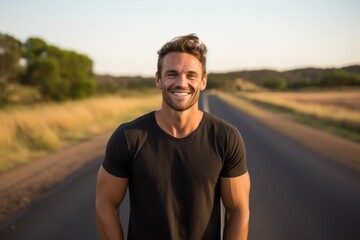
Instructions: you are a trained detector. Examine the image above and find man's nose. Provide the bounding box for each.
[176,74,188,87]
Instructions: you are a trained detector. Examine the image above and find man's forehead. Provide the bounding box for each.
[162,52,202,70]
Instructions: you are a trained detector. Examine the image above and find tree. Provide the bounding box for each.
[26,57,70,100]
[263,77,287,91]
[0,33,22,102]
[319,70,360,87]
[289,77,313,89]
[56,50,96,98]
[22,37,96,100]
[22,37,48,63]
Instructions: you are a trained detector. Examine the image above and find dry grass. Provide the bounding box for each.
[217,91,360,174]
[242,90,360,110]
[233,78,267,92]
[0,94,161,173]
[236,90,360,131]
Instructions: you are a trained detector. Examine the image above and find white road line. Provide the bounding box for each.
[202,91,210,112]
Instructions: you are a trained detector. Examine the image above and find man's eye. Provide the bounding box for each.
[187,74,197,79]
[167,72,177,78]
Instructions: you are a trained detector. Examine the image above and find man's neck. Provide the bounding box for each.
[155,105,204,139]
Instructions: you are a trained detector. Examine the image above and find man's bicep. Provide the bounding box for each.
[96,166,128,206]
[220,172,250,211]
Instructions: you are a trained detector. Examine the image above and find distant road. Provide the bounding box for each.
[1,93,360,240]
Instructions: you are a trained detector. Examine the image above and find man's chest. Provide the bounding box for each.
[130,135,223,185]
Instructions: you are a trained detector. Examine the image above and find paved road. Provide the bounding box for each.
[1,93,360,240]
[207,94,360,240]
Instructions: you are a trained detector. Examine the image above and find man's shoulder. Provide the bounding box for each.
[122,111,154,128]
[204,112,237,132]
[202,112,243,146]
[112,111,155,137]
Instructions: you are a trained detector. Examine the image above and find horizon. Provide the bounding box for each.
[96,63,360,78]
[1,0,359,76]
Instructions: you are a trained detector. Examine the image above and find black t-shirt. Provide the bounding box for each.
[103,111,247,240]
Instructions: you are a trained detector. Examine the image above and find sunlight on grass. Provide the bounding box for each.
[237,91,360,132]
[218,90,360,142]
[0,94,161,173]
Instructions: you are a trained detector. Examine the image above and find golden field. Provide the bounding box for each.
[0,94,161,173]
[233,89,360,140]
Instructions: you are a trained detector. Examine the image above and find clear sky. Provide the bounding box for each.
[1,0,359,76]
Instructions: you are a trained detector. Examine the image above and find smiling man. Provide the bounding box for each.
[96,34,250,240]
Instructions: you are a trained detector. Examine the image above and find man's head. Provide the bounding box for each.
[155,34,208,112]
[156,33,207,78]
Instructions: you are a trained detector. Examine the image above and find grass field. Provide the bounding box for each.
[0,94,161,174]
[232,89,360,142]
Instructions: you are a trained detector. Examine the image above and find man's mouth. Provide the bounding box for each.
[172,92,191,96]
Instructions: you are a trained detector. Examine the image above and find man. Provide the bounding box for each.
[96,34,250,240]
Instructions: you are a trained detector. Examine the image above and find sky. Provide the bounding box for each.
[1,0,360,77]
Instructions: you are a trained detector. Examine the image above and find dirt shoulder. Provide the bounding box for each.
[0,131,112,226]
[1,92,360,227]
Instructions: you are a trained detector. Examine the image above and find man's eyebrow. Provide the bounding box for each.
[164,70,199,75]
[164,70,178,74]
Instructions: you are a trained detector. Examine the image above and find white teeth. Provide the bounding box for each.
[173,92,189,96]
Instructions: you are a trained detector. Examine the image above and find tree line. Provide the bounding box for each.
[207,65,360,91]
[97,65,360,93]
[0,32,96,103]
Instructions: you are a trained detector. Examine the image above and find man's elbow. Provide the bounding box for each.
[96,197,117,223]
[96,198,107,225]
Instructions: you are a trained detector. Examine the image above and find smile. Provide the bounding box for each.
[172,92,191,96]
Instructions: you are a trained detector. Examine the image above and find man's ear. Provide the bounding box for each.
[200,74,207,91]
[155,72,162,88]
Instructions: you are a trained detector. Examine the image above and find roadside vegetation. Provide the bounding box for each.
[227,89,360,142]
[1,33,96,104]
[0,32,162,174]
[0,94,161,174]
[206,65,360,91]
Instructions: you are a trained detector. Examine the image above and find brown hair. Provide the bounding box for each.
[157,33,208,77]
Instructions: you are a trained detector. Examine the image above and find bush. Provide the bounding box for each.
[319,70,360,87]
[263,77,287,91]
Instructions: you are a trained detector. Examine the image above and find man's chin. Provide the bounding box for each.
[164,100,196,112]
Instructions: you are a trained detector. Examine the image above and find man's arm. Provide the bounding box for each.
[96,166,129,240]
[221,172,251,240]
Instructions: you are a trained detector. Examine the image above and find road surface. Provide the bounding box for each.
[1,93,360,240]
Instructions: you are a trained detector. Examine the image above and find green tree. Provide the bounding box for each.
[57,50,96,98]
[263,77,287,91]
[22,37,96,100]
[22,37,48,63]
[319,70,360,87]
[26,57,69,100]
[0,33,22,103]
[290,77,313,89]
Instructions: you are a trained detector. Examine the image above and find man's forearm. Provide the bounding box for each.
[96,206,124,240]
[223,209,249,240]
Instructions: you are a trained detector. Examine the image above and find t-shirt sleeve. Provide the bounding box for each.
[220,125,247,178]
[102,125,131,178]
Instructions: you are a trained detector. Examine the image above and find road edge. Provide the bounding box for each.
[216,91,360,176]
[0,131,112,228]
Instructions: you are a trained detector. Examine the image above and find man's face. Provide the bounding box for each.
[156,52,207,112]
